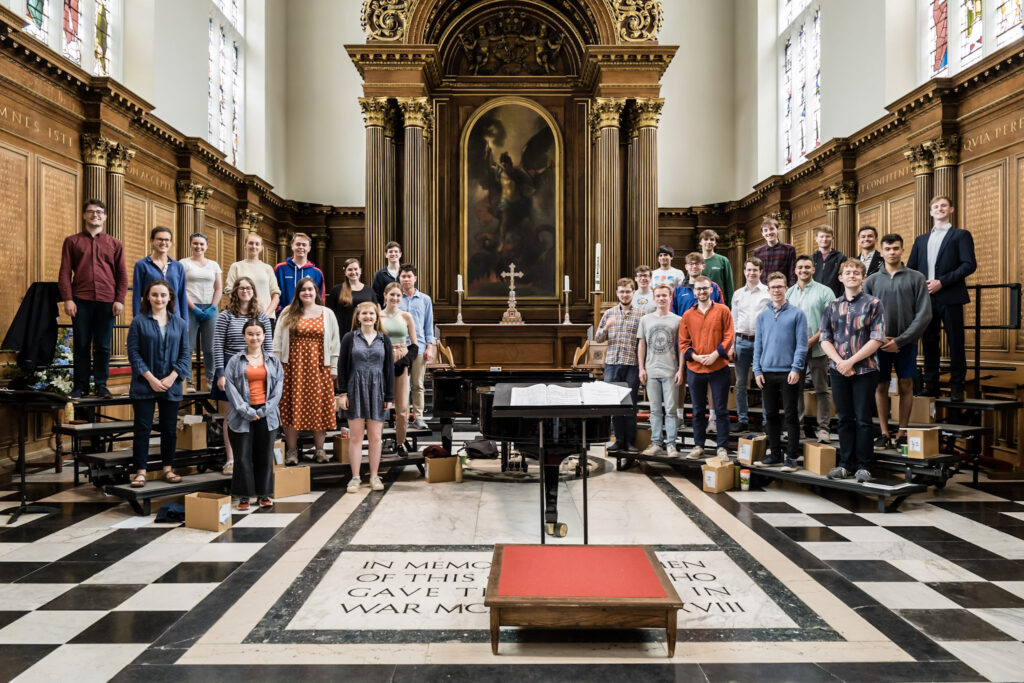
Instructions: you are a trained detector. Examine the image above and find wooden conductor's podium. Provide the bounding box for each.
[438,323,591,369]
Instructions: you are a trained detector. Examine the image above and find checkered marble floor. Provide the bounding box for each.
[0,425,1021,681]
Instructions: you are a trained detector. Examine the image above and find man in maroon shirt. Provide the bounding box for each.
[58,199,128,398]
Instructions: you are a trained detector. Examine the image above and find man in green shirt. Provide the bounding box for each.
[786,254,836,443]
[699,229,735,307]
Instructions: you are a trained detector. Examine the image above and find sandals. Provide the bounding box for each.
[130,473,147,488]
[162,470,182,483]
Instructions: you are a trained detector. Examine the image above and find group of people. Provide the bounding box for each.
[599,195,975,483]
[58,200,436,507]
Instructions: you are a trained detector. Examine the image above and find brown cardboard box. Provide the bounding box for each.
[701,458,735,493]
[332,435,350,464]
[890,395,936,424]
[185,492,232,532]
[426,456,458,483]
[803,442,837,475]
[635,428,651,451]
[804,390,836,418]
[177,417,207,451]
[273,465,311,499]
[737,435,767,466]
[906,427,940,459]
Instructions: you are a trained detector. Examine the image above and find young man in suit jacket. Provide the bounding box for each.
[856,225,884,277]
[906,195,977,402]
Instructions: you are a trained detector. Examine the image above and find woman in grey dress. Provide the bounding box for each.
[337,301,395,494]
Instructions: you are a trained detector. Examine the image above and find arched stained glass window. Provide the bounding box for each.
[94,0,112,76]
[960,0,984,66]
[207,1,244,167]
[62,0,82,64]
[24,0,50,42]
[780,3,821,171]
[996,0,1024,45]
[929,0,950,76]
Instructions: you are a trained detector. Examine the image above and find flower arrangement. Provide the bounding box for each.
[25,328,76,395]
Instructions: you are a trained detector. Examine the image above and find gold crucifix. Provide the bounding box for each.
[500,262,525,324]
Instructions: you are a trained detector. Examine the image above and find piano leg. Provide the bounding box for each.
[544,458,567,538]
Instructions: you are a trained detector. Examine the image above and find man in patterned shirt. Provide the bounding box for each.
[819,259,886,483]
[753,217,797,286]
[596,277,644,454]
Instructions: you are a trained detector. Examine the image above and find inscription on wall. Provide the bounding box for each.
[126,163,173,195]
[963,164,1005,349]
[961,112,1024,158]
[0,145,29,341]
[124,193,149,323]
[152,203,175,235]
[857,205,882,233]
[887,194,915,241]
[38,160,77,283]
[0,99,76,154]
[859,165,910,199]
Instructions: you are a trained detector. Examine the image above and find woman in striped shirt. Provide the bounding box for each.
[214,276,273,473]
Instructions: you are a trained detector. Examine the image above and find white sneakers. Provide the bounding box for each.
[349,476,384,492]
[686,446,703,460]
[370,475,384,491]
[642,443,666,456]
[666,444,679,458]
[346,478,360,493]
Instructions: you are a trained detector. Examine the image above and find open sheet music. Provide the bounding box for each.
[509,382,630,406]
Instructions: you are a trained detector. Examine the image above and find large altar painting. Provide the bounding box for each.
[462,99,561,299]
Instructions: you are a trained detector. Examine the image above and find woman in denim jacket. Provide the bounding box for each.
[223,319,283,510]
[126,279,191,487]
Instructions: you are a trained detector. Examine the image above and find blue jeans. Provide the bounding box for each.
[646,375,678,446]
[733,337,754,422]
[604,364,640,447]
[132,398,179,471]
[71,298,115,392]
[189,305,217,385]
[687,367,730,449]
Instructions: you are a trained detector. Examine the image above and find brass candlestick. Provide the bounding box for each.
[563,287,572,324]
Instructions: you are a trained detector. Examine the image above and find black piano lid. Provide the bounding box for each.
[491,382,635,419]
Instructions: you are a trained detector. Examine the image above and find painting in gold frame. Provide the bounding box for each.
[461,97,562,299]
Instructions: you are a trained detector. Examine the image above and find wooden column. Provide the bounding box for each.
[904,144,934,238]
[360,97,391,275]
[625,106,639,272]
[81,134,110,204]
[313,231,328,277]
[104,143,134,243]
[591,97,625,302]
[631,98,663,272]
[193,186,212,235]
[175,181,197,259]
[837,181,857,256]
[398,97,431,277]
[820,185,840,235]
[384,105,398,246]
[927,134,959,206]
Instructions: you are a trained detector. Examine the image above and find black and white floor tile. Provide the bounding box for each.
[0,426,1021,681]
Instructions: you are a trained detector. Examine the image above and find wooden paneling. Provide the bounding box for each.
[37,158,78,283]
[962,161,1007,350]
[0,142,29,341]
[887,193,915,239]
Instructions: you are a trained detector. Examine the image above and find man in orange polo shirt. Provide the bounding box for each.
[678,275,734,459]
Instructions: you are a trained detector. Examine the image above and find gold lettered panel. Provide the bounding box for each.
[886,193,915,241]
[37,157,79,284]
[151,202,176,240]
[857,204,882,234]
[962,162,1007,351]
[0,143,30,341]
[790,227,812,257]
[123,192,150,324]
[222,225,236,273]
[1017,156,1024,351]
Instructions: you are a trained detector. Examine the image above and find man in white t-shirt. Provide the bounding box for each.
[633,265,656,313]
[650,244,686,290]
[638,284,683,456]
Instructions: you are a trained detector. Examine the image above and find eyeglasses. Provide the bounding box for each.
[84,209,105,215]
[694,286,712,292]
[235,286,253,292]
[153,238,172,244]
[768,285,786,290]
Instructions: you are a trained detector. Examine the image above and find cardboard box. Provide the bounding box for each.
[273,464,310,499]
[185,492,232,532]
[737,435,767,466]
[891,395,936,424]
[177,415,206,451]
[906,427,940,459]
[332,435,350,464]
[701,457,735,493]
[635,428,651,451]
[803,390,836,418]
[426,456,458,483]
[803,442,837,475]
[273,440,285,466]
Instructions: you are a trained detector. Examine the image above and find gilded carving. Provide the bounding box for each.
[81,134,111,166]
[106,143,135,174]
[398,97,431,129]
[819,185,841,212]
[591,97,626,132]
[193,187,213,211]
[924,134,960,167]
[609,0,664,43]
[175,180,200,205]
[767,209,791,232]
[633,98,664,129]
[457,11,566,76]
[359,97,391,128]
[237,208,262,235]
[361,0,415,42]
[904,144,934,176]
[838,181,857,206]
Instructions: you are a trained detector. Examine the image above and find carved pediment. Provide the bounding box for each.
[455,9,568,76]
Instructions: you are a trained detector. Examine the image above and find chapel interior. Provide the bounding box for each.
[0,0,1023,680]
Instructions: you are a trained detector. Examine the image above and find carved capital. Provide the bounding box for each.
[610,0,664,42]
[81,134,112,166]
[105,143,135,174]
[277,231,290,249]
[837,181,857,206]
[397,97,431,129]
[924,134,960,168]
[176,180,200,205]
[361,0,412,42]
[237,208,263,232]
[193,187,213,211]
[767,210,792,232]
[633,97,664,129]
[359,97,391,128]
[591,97,626,132]
[819,185,841,212]
[312,232,329,250]
[904,144,934,176]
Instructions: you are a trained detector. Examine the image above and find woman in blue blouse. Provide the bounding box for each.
[126,279,191,488]
[132,226,188,322]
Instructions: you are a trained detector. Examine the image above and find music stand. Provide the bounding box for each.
[0,389,65,524]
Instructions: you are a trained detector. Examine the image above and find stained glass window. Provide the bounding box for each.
[929,0,950,76]
[62,0,81,64]
[780,4,821,170]
[996,0,1024,45]
[208,2,244,166]
[24,0,49,42]
[208,19,216,143]
[94,0,111,76]
[960,0,984,66]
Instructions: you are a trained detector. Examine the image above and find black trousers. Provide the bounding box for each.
[830,369,877,472]
[132,398,178,471]
[229,416,276,498]
[761,372,801,461]
[604,364,640,447]
[72,298,115,392]
[922,301,966,388]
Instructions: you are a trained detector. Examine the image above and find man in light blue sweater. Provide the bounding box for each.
[753,272,808,471]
